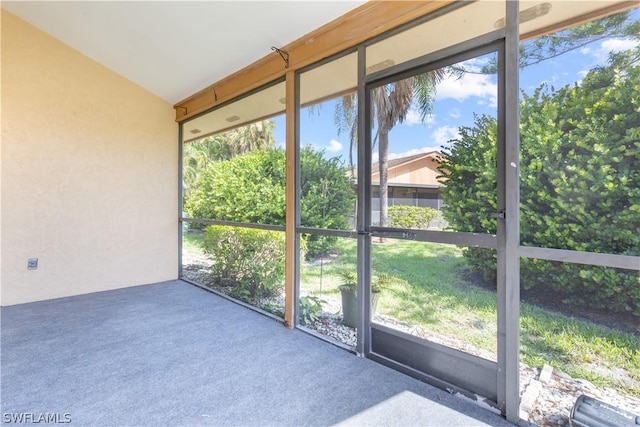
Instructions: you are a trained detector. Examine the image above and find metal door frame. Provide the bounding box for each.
[359,35,507,407]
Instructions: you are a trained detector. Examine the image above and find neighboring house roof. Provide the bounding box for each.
[371,150,445,187]
[373,151,440,171]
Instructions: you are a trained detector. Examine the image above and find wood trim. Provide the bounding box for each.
[174,1,454,122]
[175,0,638,122]
[283,70,296,328]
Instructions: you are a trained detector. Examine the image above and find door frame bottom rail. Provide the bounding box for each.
[370,323,498,404]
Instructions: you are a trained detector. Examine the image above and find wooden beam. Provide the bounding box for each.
[174,1,453,122]
[174,0,638,122]
[283,70,296,328]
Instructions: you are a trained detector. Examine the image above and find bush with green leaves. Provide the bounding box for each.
[300,146,355,257]
[203,225,285,300]
[388,205,439,229]
[185,146,355,258]
[299,295,326,325]
[186,149,286,225]
[439,50,640,315]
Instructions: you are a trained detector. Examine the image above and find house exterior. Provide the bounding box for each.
[371,151,445,223]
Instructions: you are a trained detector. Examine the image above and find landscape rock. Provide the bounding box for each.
[181,257,640,427]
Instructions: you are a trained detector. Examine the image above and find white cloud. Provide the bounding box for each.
[404,108,435,126]
[404,109,422,125]
[305,139,343,153]
[601,38,639,54]
[431,126,460,147]
[424,113,436,125]
[462,57,491,71]
[436,70,497,107]
[449,108,461,118]
[589,38,639,62]
[326,139,343,153]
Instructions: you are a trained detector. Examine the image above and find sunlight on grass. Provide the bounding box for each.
[521,303,640,395]
[188,230,639,396]
[303,238,640,396]
[183,232,205,251]
[372,240,498,357]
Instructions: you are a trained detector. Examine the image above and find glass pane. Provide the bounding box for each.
[366,0,623,76]
[518,7,640,256]
[299,53,358,232]
[298,99,357,232]
[183,81,285,141]
[366,0,504,75]
[182,115,286,227]
[372,240,497,361]
[298,234,357,348]
[369,51,498,233]
[300,52,357,106]
[519,260,639,425]
[181,223,285,319]
[516,8,640,424]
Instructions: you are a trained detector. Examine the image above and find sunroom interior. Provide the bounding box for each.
[2,1,639,425]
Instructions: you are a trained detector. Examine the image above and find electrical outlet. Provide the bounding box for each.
[27,258,38,270]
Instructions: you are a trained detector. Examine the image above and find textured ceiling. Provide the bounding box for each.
[2,1,366,104]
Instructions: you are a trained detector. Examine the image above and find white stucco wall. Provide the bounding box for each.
[1,10,178,305]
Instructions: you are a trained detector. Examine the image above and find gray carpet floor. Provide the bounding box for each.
[1,280,515,426]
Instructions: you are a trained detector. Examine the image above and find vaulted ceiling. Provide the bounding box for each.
[2,1,366,104]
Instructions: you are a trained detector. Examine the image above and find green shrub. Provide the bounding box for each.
[185,150,286,225]
[203,225,285,300]
[388,205,439,229]
[439,50,640,315]
[185,146,355,259]
[299,295,325,325]
[299,146,355,257]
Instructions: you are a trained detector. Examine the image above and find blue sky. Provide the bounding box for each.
[271,11,639,166]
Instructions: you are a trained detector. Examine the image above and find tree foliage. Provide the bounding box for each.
[457,10,639,75]
[439,49,640,315]
[183,120,275,195]
[185,146,355,257]
[300,146,354,231]
[185,149,286,224]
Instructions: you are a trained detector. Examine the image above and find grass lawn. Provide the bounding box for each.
[301,238,640,397]
[183,231,205,251]
[184,231,639,396]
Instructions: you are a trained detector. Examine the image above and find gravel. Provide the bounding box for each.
[181,255,640,426]
[304,309,640,427]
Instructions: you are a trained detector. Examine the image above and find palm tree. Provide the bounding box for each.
[183,135,228,194]
[337,70,445,229]
[183,120,276,196]
[226,120,276,156]
[335,92,358,173]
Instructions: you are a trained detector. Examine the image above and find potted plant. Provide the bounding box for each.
[338,270,406,328]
